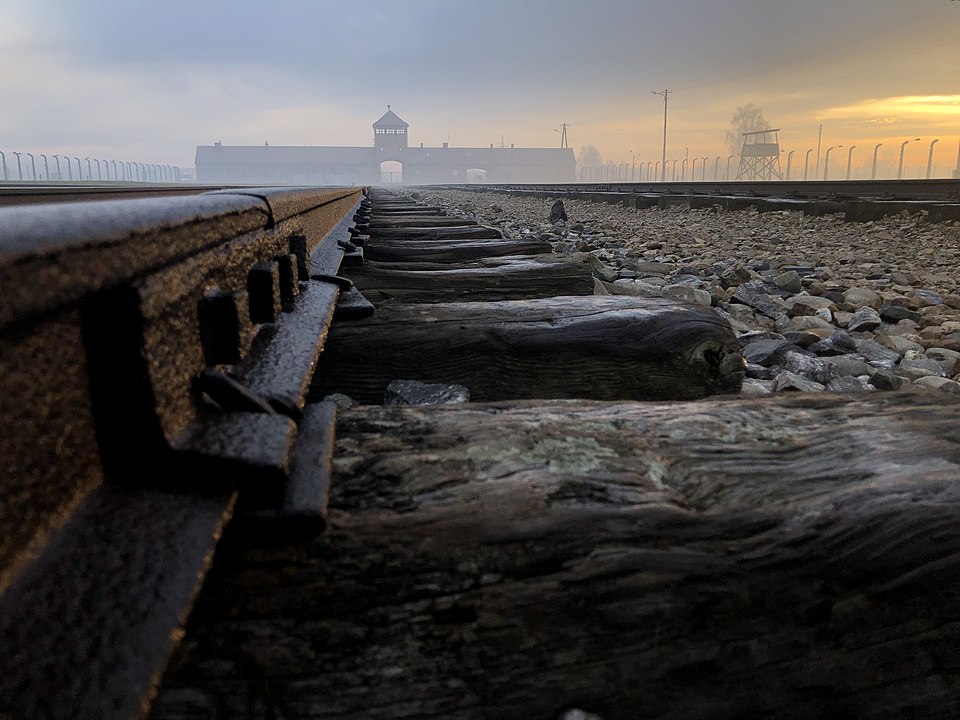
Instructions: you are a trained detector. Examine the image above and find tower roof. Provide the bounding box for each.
[373,105,409,128]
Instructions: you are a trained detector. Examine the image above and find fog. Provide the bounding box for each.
[1,0,958,180]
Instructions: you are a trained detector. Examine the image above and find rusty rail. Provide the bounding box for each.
[0,186,368,719]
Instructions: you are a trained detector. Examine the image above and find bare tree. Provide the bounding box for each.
[725,104,770,158]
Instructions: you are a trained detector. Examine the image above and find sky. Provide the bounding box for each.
[1,0,959,179]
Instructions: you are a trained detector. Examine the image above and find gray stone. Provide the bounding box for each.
[588,255,619,282]
[847,307,882,333]
[720,262,753,288]
[774,270,803,294]
[823,355,873,378]
[741,378,773,395]
[610,279,642,296]
[633,261,675,275]
[808,331,858,357]
[937,379,960,396]
[732,281,787,320]
[713,307,755,334]
[868,369,910,391]
[913,375,956,391]
[826,330,859,352]
[785,294,834,317]
[776,315,835,333]
[323,393,357,411]
[634,281,667,298]
[606,279,664,298]
[898,358,947,379]
[911,289,944,307]
[772,371,825,392]
[855,339,902,369]
[782,330,822,348]
[842,287,882,310]
[825,376,874,392]
[874,333,924,355]
[737,330,786,348]
[548,199,568,223]
[384,379,470,405]
[746,363,777,380]
[780,351,842,385]
[925,347,960,371]
[668,274,706,288]
[662,285,712,307]
[743,339,802,366]
[879,305,920,323]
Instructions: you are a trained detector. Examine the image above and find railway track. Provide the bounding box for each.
[438,178,960,223]
[1,185,960,719]
[457,178,960,200]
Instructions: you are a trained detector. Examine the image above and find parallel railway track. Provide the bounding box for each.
[2,183,960,719]
[2,178,959,209]
[459,178,960,201]
[437,178,960,223]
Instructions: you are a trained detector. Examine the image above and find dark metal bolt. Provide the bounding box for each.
[309,274,354,291]
[198,288,252,365]
[274,253,299,307]
[247,261,281,323]
[194,368,276,415]
[288,234,310,280]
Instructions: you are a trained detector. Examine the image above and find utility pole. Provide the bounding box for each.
[871,143,882,180]
[651,89,671,181]
[815,124,823,178]
[926,139,939,179]
[556,123,569,149]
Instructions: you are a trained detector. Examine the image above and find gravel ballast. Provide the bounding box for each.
[408,188,960,395]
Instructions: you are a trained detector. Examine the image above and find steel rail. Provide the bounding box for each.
[0,185,369,720]
[0,182,263,207]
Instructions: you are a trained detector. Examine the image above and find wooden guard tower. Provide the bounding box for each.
[736,128,782,181]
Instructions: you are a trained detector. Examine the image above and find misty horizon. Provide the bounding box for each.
[1,0,958,179]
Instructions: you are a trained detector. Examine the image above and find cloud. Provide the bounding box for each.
[824,95,960,122]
